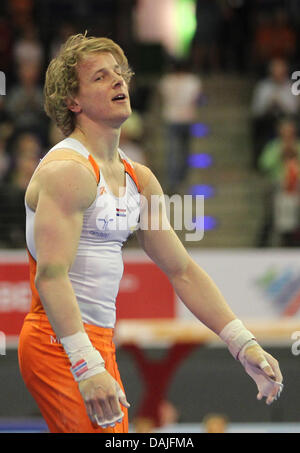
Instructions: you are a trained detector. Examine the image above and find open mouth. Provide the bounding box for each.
[112,94,127,101]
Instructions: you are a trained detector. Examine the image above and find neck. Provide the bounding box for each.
[69,118,121,164]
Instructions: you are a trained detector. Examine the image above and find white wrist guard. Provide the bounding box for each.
[219,319,257,360]
[60,331,106,382]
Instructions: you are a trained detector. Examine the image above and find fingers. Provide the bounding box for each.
[80,374,129,429]
[94,398,124,429]
[92,392,124,429]
[258,359,275,380]
[258,354,283,405]
[264,352,283,384]
[265,382,283,405]
[84,394,95,423]
[242,346,283,405]
[94,385,130,428]
[93,412,124,429]
[116,384,131,409]
[91,401,124,429]
[257,391,263,401]
[255,377,283,405]
[256,389,279,405]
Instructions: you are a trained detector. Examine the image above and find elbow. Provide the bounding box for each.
[35,263,69,289]
[167,255,192,283]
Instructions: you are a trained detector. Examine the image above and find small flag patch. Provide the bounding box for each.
[116,208,126,217]
[71,359,88,379]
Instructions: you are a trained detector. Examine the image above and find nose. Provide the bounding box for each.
[112,71,124,88]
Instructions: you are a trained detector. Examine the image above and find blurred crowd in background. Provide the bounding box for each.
[0,0,300,248]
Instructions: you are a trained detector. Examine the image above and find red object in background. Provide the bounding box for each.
[285,160,299,192]
[0,254,176,343]
[123,343,198,427]
[116,261,176,320]
[0,262,31,337]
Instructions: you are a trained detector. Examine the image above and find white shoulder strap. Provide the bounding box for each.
[48,137,90,159]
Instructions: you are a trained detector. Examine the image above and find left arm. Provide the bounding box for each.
[134,163,283,404]
[135,163,236,334]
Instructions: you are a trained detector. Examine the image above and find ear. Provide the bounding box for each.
[66,97,82,114]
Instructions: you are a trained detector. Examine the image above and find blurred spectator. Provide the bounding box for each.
[129,77,153,115]
[158,60,202,193]
[0,94,10,122]
[132,416,155,433]
[0,96,14,138]
[0,136,10,182]
[4,60,47,140]
[133,400,179,433]
[0,126,14,184]
[251,57,299,169]
[115,0,136,51]
[0,15,14,77]
[156,399,180,431]
[202,413,229,434]
[0,132,42,248]
[218,1,251,73]
[120,111,147,165]
[257,118,300,247]
[192,0,221,73]
[7,0,35,30]
[49,21,77,59]
[259,118,300,183]
[252,9,297,73]
[13,22,44,67]
[0,98,14,181]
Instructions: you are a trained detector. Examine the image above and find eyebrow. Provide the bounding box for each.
[92,64,122,78]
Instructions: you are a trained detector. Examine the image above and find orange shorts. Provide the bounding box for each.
[18,313,128,433]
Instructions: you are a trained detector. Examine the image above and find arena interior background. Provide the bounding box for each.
[0,0,300,433]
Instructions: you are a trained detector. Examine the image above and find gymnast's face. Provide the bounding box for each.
[69,52,131,128]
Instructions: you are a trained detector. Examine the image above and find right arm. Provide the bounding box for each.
[32,159,129,428]
[34,160,93,337]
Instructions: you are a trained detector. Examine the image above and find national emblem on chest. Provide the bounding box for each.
[86,185,140,241]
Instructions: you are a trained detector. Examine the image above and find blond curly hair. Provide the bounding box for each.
[44,32,134,137]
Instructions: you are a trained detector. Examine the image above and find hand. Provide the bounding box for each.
[78,370,130,428]
[239,344,283,405]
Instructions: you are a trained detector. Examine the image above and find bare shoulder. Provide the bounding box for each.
[26,149,97,212]
[35,148,97,180]
[132,161,164,197]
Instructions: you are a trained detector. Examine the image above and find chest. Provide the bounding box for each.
[82,173,140,242]
[97,162,126,198]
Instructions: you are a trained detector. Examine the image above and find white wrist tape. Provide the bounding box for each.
[60,331,106,382]
[219,319,257,360]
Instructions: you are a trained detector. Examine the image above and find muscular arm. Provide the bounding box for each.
[135,163,283,404]
[135,164,236,335]
[31,158,129,425]
[32,159,97,338]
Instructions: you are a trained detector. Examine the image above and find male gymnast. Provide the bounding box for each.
[18,33,283,433]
